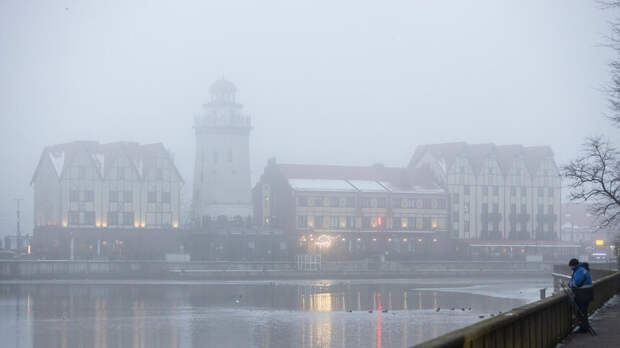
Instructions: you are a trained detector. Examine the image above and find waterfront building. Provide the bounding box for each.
[192,79,252,224]
[253,159,449,259]
[409,142,562,241]
[31,141,183,258]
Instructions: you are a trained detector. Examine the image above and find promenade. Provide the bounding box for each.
[560,294,620,348]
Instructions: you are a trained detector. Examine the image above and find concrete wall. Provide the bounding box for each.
[415,271,620,348]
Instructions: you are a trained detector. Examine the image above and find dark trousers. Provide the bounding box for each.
[575,300,590,330]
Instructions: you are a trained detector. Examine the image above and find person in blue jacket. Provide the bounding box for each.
[568,258,593,333]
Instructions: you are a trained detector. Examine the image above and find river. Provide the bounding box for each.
[0,276,551,348]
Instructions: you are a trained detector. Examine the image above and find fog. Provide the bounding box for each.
[0,0,617,238]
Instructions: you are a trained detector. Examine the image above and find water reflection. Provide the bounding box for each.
[0,281,534,348]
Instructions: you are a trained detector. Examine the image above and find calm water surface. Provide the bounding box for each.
[0,278,549,348]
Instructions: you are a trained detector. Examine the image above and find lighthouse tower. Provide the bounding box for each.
[192,79,252,224]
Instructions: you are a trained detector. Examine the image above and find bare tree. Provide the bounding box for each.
[563,137,620,229]
[601,0,620,126]
[562,2,620,232]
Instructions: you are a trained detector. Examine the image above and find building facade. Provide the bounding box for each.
[192,79,252,224]
[409,142,562,241]
[31,141,183,258]
[253,160,450,259]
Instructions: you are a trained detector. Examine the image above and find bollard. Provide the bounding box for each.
[539,288,546,300]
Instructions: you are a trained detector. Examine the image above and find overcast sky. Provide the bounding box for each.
[0,0,618,238]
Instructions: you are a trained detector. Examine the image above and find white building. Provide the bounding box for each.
[31,141,183,230]
[192,79,253,224]
[409,142,562,241]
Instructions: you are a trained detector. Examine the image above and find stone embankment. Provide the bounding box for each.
[0,259,552,281]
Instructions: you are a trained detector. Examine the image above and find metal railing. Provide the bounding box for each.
[414,271,620,348]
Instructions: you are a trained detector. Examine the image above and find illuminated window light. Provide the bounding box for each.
[315,235,332,248]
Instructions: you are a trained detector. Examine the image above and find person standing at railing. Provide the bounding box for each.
[568,258,593,333]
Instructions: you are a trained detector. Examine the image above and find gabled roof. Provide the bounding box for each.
[31,141,184,184]
[409,142,556,177]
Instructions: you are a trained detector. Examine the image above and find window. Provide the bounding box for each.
[147,191,157,203]
[84,212,95,225]
[520,204,527,214]
[107,212,119,226]
[392,217,401,229]
[346,216,356,228]
[510,187,516,196]
[109,191,119,202]
[422,199,432,209]
[377,198,386,208]
[492,203,499,213]
[68,212,80,225]
[407,217,416,230]
[538,187,544,197]
[296,215,307,228]
[213,151,218,164]
[511,204,517,215]
[155,168,163,180]
[328,197,339,207]
[548,188,554,197]
[482,203,488,214]
[123,191,133,203]
[360,198,371,208]
[538,204,544,214]
[78,166,86,179]
[70,190,80,202]
[329,216,339,228]
[548,205,554,214]
[162,192,171,204]
[362,216,371,228]
[452,193,460,204]
[493,186,499,196]
[123,212,134,226]
[375,216,385,228]
[345,197,355,208]
[464,185,470,195]
[227,150,233,163]
[297,196,307,207]
[117,167,125,180]
[313,197,324,207]
[521,187,527,196]
[482,186,488,196]
[422,217,432,229]
[314,216,324,227]
[438,199,447,209]
[84,190,94,202]
[464,221,470,233]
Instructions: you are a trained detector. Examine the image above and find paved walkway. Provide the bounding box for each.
[559,294,620,348]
